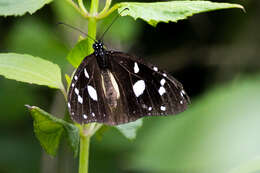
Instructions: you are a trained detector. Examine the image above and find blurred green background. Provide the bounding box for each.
[0,0,260,173]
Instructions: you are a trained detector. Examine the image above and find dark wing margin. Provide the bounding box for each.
[108,51,190,123]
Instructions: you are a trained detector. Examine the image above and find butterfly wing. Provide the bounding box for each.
[68,51,190,125]
[107,51,190,123]
[67,54,110,124]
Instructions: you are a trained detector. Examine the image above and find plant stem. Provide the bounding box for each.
[79,126,90,173]
[98,0,112,18]
[87,0,99,54]
[78,0,89,15]
[65,0,89,18]
[78,1,99,173]
[96,3,120,19]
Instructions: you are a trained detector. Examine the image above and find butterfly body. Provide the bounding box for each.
[67,41,190,125]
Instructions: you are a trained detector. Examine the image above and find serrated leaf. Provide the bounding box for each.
[67,39,89,68]
[115,119,143,140]
[118,1,244,27]
[26,105,80,157]
[0,0,52,16]
[0,53,63,89]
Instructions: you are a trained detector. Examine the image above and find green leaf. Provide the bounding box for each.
[0,53,64,89]
[115,119,143,140]
[67,39,89,68]
[118,1,244,27]
[130,76,260,173]
[26,105,80,156]
[0,0,52,16]
[5,18,68,68]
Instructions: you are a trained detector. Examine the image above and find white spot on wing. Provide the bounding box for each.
[163,73,167,77]
[180,90,185,97]
[134,62,139,73]
[158,86,166,96]
[160,106,166,111]
[148,107,152,111]
[133,80,146,97]
[160,78,166,86]
[67,103,71,109]
[78,95,83,104]
[84,68,89,78]
[74,75,78,80]
[180,100,183,104]
[83,114,87,119]
[87,85,98,101]
[91,112,95,117]
[74,88,79,95]
[72,83,75,87]
[153,66,158,71]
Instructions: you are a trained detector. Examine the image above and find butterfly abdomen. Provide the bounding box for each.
[100,70,120,109]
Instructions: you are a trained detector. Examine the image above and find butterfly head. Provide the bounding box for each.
[93,41,105,56]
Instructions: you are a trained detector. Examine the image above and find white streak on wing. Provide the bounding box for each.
[67,102,71,109]
[160,78,166,86]
[84,68,89,78]
[134,62,139,73]
[158,86,166,96]
[163,73,167,77]
[78,95,83,104]
[74,75,78,80]
[180,90,185,97]
[87,85,98,101]
[153,66,158,71]
[83,114,87,119]
[133,80,146,97]
[160,106,166,111]
[74,88,79,95]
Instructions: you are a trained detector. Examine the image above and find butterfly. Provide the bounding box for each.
[67,40,190,125]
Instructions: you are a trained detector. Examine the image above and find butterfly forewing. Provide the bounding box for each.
[68,55,108,124]
[109,52,189,118]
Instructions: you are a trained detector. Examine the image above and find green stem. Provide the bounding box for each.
[65,0,89,18]
[78,1,99,173]
[96,3,120,19]
[78,0,89,15]
[87,18,97,54]
[87,0,99,54]
[79,126,90,173]
[97,0,112,18]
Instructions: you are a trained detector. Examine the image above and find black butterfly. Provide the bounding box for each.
[67,41,190,125]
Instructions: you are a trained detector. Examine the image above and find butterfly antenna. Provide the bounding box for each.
[57,22,97,42]
[99,8,129,40]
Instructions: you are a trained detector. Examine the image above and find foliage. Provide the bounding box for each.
[130,76,260,173]
[117,1,244,26]
[0,53,64,90]
[0,0,52,16]
[26,105,80,156]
